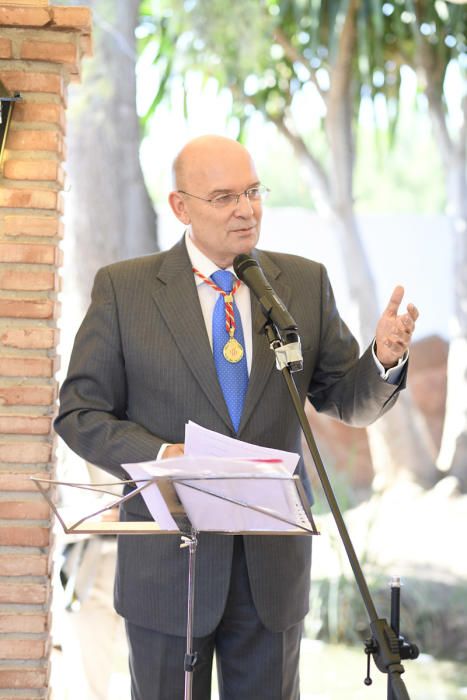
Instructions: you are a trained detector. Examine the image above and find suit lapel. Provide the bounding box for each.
[151,239,233,430]
[238,251,292,433]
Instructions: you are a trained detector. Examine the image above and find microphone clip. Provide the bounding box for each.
[264,325,303,373]
[233,253,303,372]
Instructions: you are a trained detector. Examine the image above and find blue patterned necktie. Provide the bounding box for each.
[211,270,249,433]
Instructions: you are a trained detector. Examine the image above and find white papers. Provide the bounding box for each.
[176,459,311,533]
[184,421,300,474]
[123,462,179,531]
[122,425,312,534]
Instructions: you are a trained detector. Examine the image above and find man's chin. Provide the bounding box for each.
[234,229,259,249]
[234,241,256,260]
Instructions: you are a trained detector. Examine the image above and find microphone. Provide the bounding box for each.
[233,254,298,332]
[234,253,303,372]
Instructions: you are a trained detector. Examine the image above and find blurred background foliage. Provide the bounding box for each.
[137,0,463,213]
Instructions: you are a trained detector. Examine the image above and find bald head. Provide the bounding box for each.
[172,135,256,192]
[168,134,263,268]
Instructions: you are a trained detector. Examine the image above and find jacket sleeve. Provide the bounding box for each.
[307,264,407,427]
[54,267,165,479]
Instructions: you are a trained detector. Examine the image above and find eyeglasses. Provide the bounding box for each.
[177,185,270,208]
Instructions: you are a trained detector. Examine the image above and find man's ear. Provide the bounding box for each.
[168,191,191,225]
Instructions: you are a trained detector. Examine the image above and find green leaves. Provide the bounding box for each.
[137,0,465,152]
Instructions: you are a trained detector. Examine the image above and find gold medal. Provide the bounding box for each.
[223,337,244,363]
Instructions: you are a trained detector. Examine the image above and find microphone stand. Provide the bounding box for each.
[262,320,418,700]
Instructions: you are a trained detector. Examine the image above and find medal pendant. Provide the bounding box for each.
[223,337,244,363]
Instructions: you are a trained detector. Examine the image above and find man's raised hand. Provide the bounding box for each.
[375,286,419,369]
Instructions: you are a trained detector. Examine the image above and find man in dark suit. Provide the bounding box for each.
[55,135,418,699]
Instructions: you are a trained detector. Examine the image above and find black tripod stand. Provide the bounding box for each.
[264,320,419,699]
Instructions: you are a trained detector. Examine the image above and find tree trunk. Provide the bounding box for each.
[411,8,467,491]
[65,0,158,313]
[327,207,440,489]
[273,0,442,488]
[433,113,467,491]
[322,1,439,489]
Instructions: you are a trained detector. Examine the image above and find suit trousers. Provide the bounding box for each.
[125,536,302,700]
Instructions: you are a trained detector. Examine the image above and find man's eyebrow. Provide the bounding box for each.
[208,189,232,196]
[208,182,261,196]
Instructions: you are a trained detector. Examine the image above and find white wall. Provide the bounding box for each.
[158,206,454,342]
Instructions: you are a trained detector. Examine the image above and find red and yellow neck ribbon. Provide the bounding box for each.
[193,267,241,338]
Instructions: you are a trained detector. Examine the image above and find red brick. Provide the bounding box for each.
[11,102,64,129]
[0,527,50,548]
[0,357,54,377]
[0,697,45,700]
[6,129,63,153]
[51,7,92,30]
[0,554,48,577]
[0,298,55,320]
[0,7,50,27]
[0,243,57,263]
[0,269,57,291]
[0,639,45,661]
[0,441,51,463]
[0,613,48,633]
[0,327,57,349]
[0,70,63,96]
[0,385,54,405]
[0,500,50,519]
[56,191,65,216]
[0,415,51,435]
[0,472,51,491]
[80,33,93,58]
[0,187,58,211]
[0,37,12,58]
[3,159,63,183]
[0,667,48,690]
[0,696,46,700]
[1,214,61,238]
[21,39,77,65]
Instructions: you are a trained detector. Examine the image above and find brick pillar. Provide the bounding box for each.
[0,5,91,697]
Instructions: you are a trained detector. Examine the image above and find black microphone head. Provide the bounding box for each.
[233,254,258,279]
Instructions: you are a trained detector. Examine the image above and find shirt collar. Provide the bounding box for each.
[185,230,236,287]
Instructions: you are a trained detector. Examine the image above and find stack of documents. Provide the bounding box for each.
[123,422,315,534]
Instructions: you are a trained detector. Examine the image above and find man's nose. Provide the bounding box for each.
[234,191,255,215]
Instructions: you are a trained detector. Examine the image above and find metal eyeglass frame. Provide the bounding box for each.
[177,185,270,208]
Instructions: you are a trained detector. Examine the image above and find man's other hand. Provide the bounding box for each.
[375,285,419,369]
[162,443,185,459]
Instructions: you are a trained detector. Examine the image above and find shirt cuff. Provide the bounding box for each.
[157,443,170,460]
[372,340,408,385]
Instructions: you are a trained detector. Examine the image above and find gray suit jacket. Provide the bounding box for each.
[55,237,405,636]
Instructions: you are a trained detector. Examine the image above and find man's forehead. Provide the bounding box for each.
[174,137,258,189]
[188,154,258,190]
[207,180,261,196]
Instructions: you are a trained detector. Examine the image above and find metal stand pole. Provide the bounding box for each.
[388,577,401,700]
[181,529,199,700]
[388,577,419,700]
[263,321,415,699]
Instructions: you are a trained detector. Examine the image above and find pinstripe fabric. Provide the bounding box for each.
[125,537,302,700]
[55,236,406,637]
